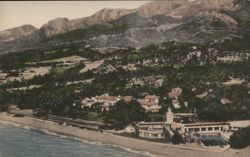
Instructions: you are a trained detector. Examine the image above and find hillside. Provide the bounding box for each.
[0,32,249,122]
[0,25,37,42]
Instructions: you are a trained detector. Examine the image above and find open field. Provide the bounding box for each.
[1,67,51,84]
[40,55,86,63]
[222,78,245,86]
[80,60,104,73]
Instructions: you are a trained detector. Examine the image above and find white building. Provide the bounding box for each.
[166,107,174,124]
[179,122,230,134]
[136,122,167,139]
[137,95,161,112]
[136,108,174,139]
[81,94,133,111]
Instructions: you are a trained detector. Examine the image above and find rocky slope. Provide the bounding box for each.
[0,25,37,42]
[38,0,239,39]
[69,8,134,30]
[0,0,249,52]
[86,0,250,47]
[39,17,70,39]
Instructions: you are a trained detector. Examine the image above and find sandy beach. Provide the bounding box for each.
[0,112,249,157]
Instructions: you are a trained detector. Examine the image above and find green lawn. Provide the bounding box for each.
[80,112,104,122]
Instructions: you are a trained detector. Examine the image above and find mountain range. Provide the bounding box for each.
[0,0,250,53]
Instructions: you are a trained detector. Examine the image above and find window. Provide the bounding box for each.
[201,128,206,131]
[194,128,200,132]
[208,127,213,131]
[188,128,194,132]
[214,127,219,131]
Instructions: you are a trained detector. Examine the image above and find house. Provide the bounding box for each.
[81,98,96,108]
[168,87,182,109]
[81,94,133,111]
[0,71,7,81]
[95,94,119,106]
[81,94,161,112]
[172,100,181,109]
[137,95,161,112]
[144,95,159,103]
[136,121,167,139]
[217,56,242,62]
[136,107,174,140]
[168,87,182,99]
[195,91,208,99]
[220,98,231,105]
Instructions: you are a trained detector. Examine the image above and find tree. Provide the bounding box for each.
[198,103,234,122]
[230,126,250,149]
[171,130,184,144]
[89,102,102,113]
[104,100,148,129]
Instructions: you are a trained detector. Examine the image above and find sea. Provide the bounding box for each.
[0,121,154,157]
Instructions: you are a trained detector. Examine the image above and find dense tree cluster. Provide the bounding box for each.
[171,130,184,144]
[230,126,250,149]
[104,100,148,129]
[0,36,250,124]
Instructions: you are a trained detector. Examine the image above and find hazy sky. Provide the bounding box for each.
[0,1,148,31]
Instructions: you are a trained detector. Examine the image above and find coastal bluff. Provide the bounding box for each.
[0,112,249,157]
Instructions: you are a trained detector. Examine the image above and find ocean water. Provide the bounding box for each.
[0,121,152,157]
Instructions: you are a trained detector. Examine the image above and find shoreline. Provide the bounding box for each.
[0,112,249,157]
[0,120,155,157]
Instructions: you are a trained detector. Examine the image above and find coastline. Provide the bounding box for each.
[0,112,249,157]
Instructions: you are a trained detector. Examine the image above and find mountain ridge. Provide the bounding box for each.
[0,25,37,42]
[0,0,249,53]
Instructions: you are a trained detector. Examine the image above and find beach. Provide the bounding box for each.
[0,112,249,157]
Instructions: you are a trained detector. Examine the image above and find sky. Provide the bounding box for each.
[0,1,148,31]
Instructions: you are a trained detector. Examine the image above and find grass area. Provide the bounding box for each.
[40,55,87,63]
[148,113,164,121]
[82,112,104,122]
[52,65,76,74]
[79,60,104,73]
[26,55,87,64]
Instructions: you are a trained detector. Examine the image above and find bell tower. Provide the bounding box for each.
[166,107,173,124]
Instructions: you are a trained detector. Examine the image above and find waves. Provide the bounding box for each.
[38,128,158,157]
[23,125,35,130]
[0,121,159,157]
[0,120,22,127]
[107,144,159,157]
[40,129,59,136]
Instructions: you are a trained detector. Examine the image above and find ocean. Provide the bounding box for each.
[0,121,152,157]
